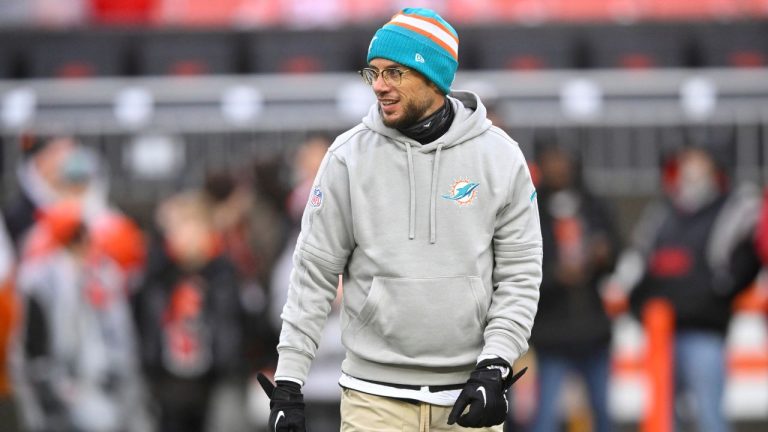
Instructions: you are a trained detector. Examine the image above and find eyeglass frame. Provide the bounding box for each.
[358,67,411,86]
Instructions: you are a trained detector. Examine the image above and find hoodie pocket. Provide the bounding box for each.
[348,276,488,367]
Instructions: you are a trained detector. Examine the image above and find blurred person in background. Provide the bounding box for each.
[260,8,541,431]
[202,170,277,432]
[249,155,295,291]
[3,137,112,256]
[3,136,82,250]
[268,133,343,432]
[610,144,761,432]
[755,189,768,269]
[6,141,147,431]
[0,221,20,432]
[10,197,149,432]
[527,142,619,432]
[203,168,281,370]
[137,191,243,432]
[724,185,766,304]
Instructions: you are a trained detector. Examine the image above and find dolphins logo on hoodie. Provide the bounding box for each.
[443,178,479,206]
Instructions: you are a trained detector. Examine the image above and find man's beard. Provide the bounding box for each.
[381,97,434,129]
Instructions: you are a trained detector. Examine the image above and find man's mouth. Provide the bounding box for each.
[379,99,400,115]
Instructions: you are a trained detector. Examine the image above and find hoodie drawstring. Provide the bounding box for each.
[405,142,444,243]
[406,142,416,240]
[429,143,444,244]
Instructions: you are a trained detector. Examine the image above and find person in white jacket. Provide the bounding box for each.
[260,7,542,431]
[11,201,149,432]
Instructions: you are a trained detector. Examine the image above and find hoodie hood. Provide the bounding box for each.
[361,90,492,243]
[362,90,492,153]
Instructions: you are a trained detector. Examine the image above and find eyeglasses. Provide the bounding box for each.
[358,67,410,86]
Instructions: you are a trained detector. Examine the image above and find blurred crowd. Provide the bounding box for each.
[0,0,765,28]
[528,138,764,432]
[0,128,766,432]
[0,133,334,432]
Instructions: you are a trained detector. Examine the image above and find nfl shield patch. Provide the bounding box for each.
[310,186,323,208]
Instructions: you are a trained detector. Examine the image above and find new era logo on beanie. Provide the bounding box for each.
[367,8,459,95]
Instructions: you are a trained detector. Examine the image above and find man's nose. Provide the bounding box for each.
[372,74,391,93]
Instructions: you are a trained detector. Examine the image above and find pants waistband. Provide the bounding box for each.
[360,378,464,393]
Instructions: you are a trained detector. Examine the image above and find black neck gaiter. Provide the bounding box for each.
[398,99,454,145]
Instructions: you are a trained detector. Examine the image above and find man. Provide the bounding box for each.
[612,145,760,432]
[3,136,109,251]
[12,200,150,432]
[260,8,542,431]
[528,143,618,432]
[139,191,244,432]
[3,136,76,249]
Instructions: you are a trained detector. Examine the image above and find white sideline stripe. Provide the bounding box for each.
[390,15,458,55]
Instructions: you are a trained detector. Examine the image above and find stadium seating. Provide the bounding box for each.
[465,24,580,70]
[695,21,768,68]
[135,31,239,76]
[26,32,127,78]
[0,44,14,79]
[247,27,370,74]
[583,23,691,69]
[1,20,767,79]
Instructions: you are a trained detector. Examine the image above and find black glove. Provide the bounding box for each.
[447,359,527,428]
[257,373,307,432]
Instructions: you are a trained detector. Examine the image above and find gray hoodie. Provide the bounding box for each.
[275,91,542,386]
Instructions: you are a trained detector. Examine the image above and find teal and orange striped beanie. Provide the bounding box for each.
[367,8,459,95]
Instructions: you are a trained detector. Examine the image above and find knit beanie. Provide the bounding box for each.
[367,8,459,95]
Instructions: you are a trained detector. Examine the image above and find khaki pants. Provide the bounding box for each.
[340,388,503,432]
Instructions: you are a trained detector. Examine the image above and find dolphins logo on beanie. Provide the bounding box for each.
[367,8,459,95]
